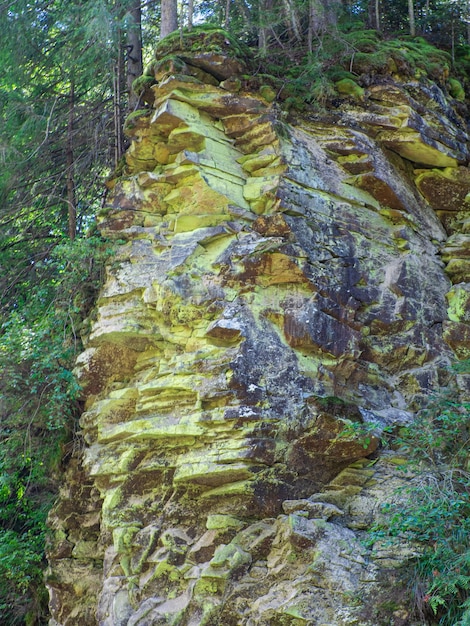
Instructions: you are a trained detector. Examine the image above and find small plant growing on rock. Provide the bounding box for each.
[369,362,470,625]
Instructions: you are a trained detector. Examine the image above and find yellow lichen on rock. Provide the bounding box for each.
[47,37,470,626]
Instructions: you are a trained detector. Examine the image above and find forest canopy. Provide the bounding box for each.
[1,0,470,623]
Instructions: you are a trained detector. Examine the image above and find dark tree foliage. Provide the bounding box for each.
[0,1,133,622]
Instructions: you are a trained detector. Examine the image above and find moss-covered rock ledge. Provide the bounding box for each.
[46,29,470,626]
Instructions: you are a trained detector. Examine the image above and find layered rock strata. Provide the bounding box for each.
[46,37,470,626]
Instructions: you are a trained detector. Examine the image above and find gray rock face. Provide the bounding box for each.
[46,44,470,626]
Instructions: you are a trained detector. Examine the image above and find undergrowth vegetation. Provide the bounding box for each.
[370,361,470,626]
[253,22,460,110]
[0,236,112,624]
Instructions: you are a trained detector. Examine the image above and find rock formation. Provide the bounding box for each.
[46,30,470,625]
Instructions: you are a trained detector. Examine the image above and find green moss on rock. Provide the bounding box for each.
[155,26,251,64]
[259,84,276,102]
[448,77,466,101]
[132,75,156,97]
[123,109,151,137]
[335,78,365,100]
[447,285,470,322]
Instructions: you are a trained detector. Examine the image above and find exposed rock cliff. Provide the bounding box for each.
[46,32,470,626]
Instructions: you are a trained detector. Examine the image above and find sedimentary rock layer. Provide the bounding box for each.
[46,38,470,626]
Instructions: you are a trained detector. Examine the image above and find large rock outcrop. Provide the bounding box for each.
[46,31,470,626]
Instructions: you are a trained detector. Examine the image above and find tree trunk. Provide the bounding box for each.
[225,0,231,29]
[282,0,302,42]
[408,0,415,36]
[66,81,76,241]
[369,0,380,30]
[451,17,455,62]
[126,0,143,112]
[187,0,194,30]
[160,0,178,38]
[308,0,316,52]
[422,0,430,34]
[308,0,331,45]
[234,0,252,28]
[326,0,340,29]
[258,0,268,53]
[113,39,124,167]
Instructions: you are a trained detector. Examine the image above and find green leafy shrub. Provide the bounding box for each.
[343,31,452,82]
[0,235,112,624]
[370,362,470,625]
[251,28,461,113]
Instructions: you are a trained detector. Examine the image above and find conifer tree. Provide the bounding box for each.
[161,0,178,37]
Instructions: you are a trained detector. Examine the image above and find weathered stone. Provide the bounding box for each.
[287,514,324,548]
[47,44,470,626]
[442,231,470,282]
[352,172,407,210]
[447,283,470,322]
[443,320,470,359]
[416,166,470,214]
[209,542,251,572]
[380,130,461,166]
[231,521,277,559]
[282,499,344,520]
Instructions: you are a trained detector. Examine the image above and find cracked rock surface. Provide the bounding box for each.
[46,34,470,626]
